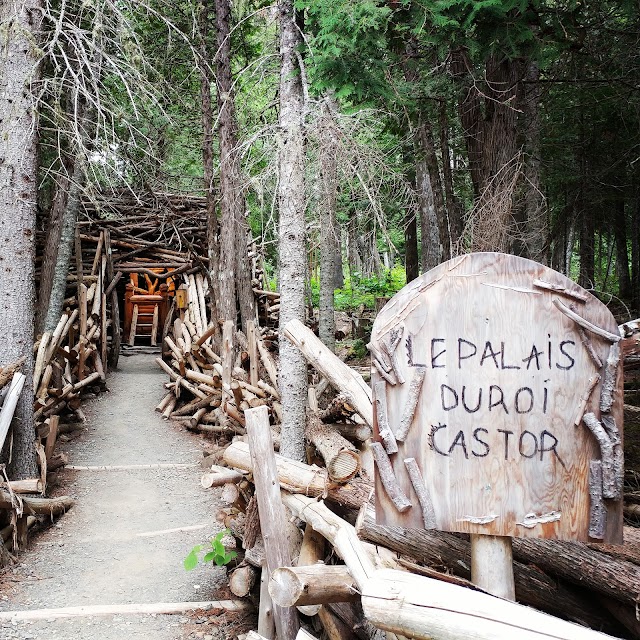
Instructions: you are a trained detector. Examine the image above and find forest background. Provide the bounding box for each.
[1,0,639,473]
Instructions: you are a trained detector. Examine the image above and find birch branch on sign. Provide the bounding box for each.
[374,381,397,454]
[404,458,436,528]
[553,299,621,343]
[395,367,426,441]
[599,343,620,414]
[582,412,622,500]
[370,442,412,513]
[588,460,606,540]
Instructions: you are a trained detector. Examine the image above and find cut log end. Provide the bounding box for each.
[327,450,361,484]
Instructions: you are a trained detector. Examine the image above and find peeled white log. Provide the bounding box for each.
[269,565,358,607]
[0,372,26,450]
[361,568,615,640]
[284,319,373,426]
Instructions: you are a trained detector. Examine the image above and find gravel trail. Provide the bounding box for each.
[0,354,231,640]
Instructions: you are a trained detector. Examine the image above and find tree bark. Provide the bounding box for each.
[277,0,307,462]
[43,158,84,333]
[612,199,631,299]
[416,121,449,261]
[404,210,419,282]
[0,0,43,479]
[439,101,463,250]
[319,97,339,351]
[199,0,222,348]
[416,158,439,272]
[36,165,71,334]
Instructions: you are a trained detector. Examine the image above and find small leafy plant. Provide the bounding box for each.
[184,529,237,570]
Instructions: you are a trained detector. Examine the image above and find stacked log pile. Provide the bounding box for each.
[188,319,640,640]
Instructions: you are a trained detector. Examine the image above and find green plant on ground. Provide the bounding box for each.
[350,338,368,359]
[184,529,237,570]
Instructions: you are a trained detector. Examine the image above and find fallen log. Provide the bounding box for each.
[269,565,359,607]
[284,319,373,427]
[361,568,615,640]
[0,600,248,622]
[223,440,373,515]
[356,505,624,633]
[306,412,360,483]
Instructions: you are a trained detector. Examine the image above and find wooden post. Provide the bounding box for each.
[222,320,234,388]
[247,320,259,387]
[258,562,276,640]
[470,535,515,600]
[246,406,299,640]
[128,304,139,346]
[78,284,88,380]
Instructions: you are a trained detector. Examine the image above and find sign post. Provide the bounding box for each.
[370,253,623,596]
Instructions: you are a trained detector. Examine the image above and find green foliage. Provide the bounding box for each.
[184,530,237,571]
[334,264,406,311]
[350,338,369,359]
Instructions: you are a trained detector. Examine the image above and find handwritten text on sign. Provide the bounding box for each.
[370,253,623,543]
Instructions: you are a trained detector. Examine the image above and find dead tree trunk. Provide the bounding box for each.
[277,0,308,462]
[199,0,222,348]
[43,158,84,333]
[36,165,71,334]
[319,97,339,351]
[214,0,256,331]
[0,0,43,479]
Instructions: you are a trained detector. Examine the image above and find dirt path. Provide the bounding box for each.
[0,355,243,640]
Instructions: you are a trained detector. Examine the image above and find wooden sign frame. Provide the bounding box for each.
[370,253,623,543]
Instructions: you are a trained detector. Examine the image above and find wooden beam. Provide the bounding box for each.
[246,407,299,640]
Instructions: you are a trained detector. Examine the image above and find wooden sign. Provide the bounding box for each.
[370,253,623,543]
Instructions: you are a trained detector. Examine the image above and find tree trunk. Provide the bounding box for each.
[520,62,547,264]
[613,199,631,299]
[199,0,221,348]
[416,158,439,272]
[277,0,308,462]
[215,0,238,326]
[36,165,71,334]
[43,158,84,333]
[404,210,419,282]
[214,0,255,331]
[416,121,449,261]
[632,187,640,311]
[439,102,463,250]
[579,210,595,289]
[319,97,338,351]
[0,0,43,479]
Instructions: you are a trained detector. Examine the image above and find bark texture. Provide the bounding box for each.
[215,0,257,329]
[36,166,71,334]
[277,0,308,461]
[416,159,439,272]
[318,97,338,351]
[0,0,43,478]
[199,0,221,348]
[43,158,84,333]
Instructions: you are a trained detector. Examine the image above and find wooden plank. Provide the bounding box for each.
[247,320,259,387]
[151,305,159,346]
[45,415,59,460]
[222,320,234,388]
[128,304,139,346]
[245,406,299,640]
[0,600,248,622]
[78,284,88,380]
[369,252,623,542]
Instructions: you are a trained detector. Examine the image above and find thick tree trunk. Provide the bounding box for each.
[199,0,221,348]
[416,159,439,272]
[613,199,631,299]
[520,62,547,264]
[43,159,84,333]
[404,210,419,282]
[439,102,463,250]
[36,166,71,334]
[319,97,339,351]
[416,121,449,261]
[0,0,42,479]
[277,0,307,462]
[632,189,640,311]
[215,0,248,328]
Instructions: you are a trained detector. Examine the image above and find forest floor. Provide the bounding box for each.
[0,354,254,640]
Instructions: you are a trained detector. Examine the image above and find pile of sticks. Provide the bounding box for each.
[197,319,640,640]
